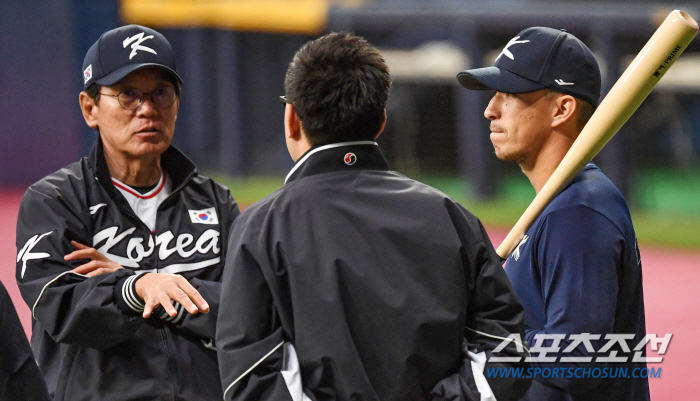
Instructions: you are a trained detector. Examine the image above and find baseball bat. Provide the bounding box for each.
[496,10,698,260]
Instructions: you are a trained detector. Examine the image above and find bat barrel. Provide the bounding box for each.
[496,10,698,260]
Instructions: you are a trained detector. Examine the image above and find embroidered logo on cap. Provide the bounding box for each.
[123,32,157,60]
[344,153,357,165]
[189,208,219,225]
[84,64,93,84]
[495,36,530,62]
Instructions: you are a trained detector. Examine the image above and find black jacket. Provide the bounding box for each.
[0,281,50,401]
[217,142,530,401]
[16,139,239,401]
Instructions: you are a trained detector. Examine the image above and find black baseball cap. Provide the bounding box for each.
[82,24,183,90]
[457,27,601,107]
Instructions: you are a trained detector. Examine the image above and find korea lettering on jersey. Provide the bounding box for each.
[95,173,223,274]
[18,212,221,277]
[92,225,220,273]
[89,197,223,274]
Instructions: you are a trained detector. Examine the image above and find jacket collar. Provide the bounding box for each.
[89,136,198,198]
[285,141,389,184]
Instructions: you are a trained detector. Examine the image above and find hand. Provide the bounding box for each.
[65,241,124,277]
[134,273,210,318]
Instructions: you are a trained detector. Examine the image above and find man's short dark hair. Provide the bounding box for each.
[85,83,103,105]
[545,89,595,132]
[575,98,595,132]
[284,32,392,145]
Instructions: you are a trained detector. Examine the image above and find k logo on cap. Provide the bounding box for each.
[494,36,530,62]
[123,32,158,60]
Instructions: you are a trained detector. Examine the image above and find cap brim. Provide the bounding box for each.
[457,67,545,93]
[94,63,183,87]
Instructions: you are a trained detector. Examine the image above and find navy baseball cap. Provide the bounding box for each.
[82,25,183,90]
[457,27,601,107]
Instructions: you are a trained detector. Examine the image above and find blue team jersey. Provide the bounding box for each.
[504,163,650,401]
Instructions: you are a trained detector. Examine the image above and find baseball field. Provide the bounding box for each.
[2,173,699,400]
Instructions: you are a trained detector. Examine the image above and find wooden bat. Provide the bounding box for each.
[497,10,698,259]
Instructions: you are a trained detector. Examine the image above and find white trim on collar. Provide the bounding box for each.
[284,141,378,184]
[112,171,166,199]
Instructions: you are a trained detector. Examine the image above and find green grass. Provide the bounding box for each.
[630,168,700,249]
[209,175,285,206]
[210,169,700,250]
[629,211,700,249]
[414,175,534,228]
[632,168,700,215]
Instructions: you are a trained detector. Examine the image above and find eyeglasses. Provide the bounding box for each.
[100,86,177,110]
[279,95,292,106]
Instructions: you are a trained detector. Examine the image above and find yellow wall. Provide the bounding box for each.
[121,0,331,34]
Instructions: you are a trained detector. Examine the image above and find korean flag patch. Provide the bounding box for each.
[84,64,93,84]
[189,207,218,225]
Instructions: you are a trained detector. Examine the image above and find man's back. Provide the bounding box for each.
[266,152,474,398]
[217,143,529,401]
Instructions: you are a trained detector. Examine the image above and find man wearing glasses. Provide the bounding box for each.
[16,25,238,400]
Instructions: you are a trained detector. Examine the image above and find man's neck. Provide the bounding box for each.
[104,147,162,187]
[520,131,575,194]
[288,133,314,162]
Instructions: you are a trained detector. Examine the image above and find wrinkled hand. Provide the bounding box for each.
[65,241,123,277]
[135,273,210,318]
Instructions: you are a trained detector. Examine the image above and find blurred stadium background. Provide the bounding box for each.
[1,1,699,400]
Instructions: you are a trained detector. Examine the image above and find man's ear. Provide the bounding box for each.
[284,104,302,141]
[173,97,180,120]
[79,92,99,129]
[284,104,313,162]
[374,109,388,140]
[551,94,577,130]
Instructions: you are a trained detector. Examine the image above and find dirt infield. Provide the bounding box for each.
[1,189,697,400]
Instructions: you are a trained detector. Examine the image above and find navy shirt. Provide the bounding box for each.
[505,164,650,401]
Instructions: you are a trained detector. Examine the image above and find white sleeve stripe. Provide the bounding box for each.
[126,275,145,311]
[468,351,497,401]
[175,302,183,320]
[466,326,532,358]
[128,274,146,308]
[170,303,184,323]
[223,341,285,400]
[32,271,88,319]
[280,342,313,401]
[122,275,145,312]
[121,276,138,311]
[159,304,171,320]
[164,303,183,322]
[160,301,185,323]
